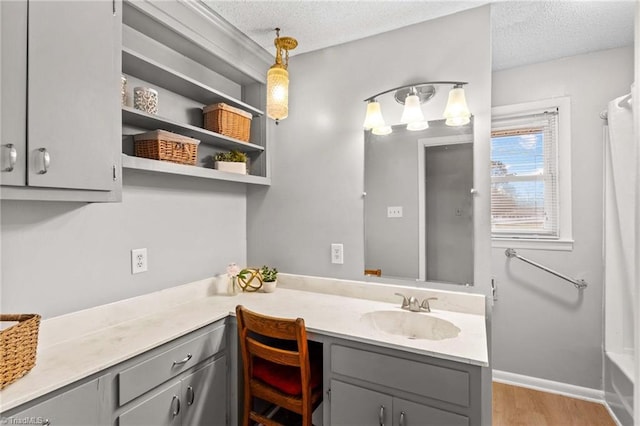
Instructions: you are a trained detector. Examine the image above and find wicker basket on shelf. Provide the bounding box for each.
[203,103,252,142]
[134,130,200,166]
[1,314,41,389]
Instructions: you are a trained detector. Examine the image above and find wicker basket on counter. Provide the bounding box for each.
[203,103,252,142]
[134,130,200,165]
[1,314,41,389]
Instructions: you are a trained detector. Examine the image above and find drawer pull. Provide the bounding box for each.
[3,144,17,172]
[399,411,406,426]
[379,405,385,426]
[38,148,50,174]
[171,395,180,416]
[186,385,195,406]
[172,353,192,366]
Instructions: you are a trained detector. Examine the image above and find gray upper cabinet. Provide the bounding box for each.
[0,0,27,186]
[0,0,122,202]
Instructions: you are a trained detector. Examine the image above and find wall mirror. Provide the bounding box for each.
[364,118,474,285]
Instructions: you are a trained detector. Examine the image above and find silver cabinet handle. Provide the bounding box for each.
[186,385,195,406]
[379,405,385,426]
[172,353,192,366]
[399,411,406,426]
[171,395,180,417]
[38,148,50,174]
[3,144,17,172]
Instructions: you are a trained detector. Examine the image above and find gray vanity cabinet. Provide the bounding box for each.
[9,375,110,425]
[116,321,229,426]
[119,356,229,426]
[330,379,393,425]
[0,0,121,201]
[327,342,489,426]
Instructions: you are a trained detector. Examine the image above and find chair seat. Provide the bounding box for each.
[253,350,322,396]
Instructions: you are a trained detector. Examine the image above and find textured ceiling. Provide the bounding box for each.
[203,0,635,70]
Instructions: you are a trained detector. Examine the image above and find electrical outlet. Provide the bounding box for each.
[131,248,148,274]
[387,206,403,218]
[331,243,344,264]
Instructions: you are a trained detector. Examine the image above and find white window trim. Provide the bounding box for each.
[491,97,573,251]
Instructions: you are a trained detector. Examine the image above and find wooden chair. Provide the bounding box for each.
[236,305,323,426]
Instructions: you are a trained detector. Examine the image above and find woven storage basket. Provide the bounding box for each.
[134,130,200,165]
[1,314,41,389]
[203,103,252,142]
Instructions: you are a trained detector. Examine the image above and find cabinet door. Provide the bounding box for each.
[393,397,469,426]
[119,382,182,426]
[182,356,228,426]
[11,377,103,425]
[330,380,393,426]
[27,0,120,191]
[0,0,27,186]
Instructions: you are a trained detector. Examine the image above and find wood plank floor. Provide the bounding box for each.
[493,382,617,426]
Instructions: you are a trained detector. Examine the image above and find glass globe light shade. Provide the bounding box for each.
[267,66,289,121]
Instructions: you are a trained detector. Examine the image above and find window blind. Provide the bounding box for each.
[491,109,559,238]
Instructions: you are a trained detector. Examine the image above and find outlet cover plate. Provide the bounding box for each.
[131,248,148,274]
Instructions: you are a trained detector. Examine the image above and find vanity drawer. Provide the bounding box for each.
[118,324,226,405]
[331,345,469,407]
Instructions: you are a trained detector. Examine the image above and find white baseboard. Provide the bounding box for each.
[493,370,604,402]
[492,370,623,426]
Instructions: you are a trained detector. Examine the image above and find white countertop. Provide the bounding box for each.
[0,274,488,412]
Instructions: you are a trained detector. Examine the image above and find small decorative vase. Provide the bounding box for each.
[262,280,277,293]
[227,276,238,296]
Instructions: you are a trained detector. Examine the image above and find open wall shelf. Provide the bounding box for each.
[122,106,264,153]
[122,154,271,186]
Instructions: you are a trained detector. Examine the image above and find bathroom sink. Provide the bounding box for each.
[360,310,461,340]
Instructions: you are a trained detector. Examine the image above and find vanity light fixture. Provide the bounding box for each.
[363,81,471,135]
[267,28,298,124]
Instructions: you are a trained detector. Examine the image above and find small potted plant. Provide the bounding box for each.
[214,150,247,175]
[260,265,278,293]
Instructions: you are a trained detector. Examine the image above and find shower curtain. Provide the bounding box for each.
[604,92,636,372]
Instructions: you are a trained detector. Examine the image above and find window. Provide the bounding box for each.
[491,98,573,250]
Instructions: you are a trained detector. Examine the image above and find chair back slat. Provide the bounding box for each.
[247,337,301,367]
[240,309,303,340]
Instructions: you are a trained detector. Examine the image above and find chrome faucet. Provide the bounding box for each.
[395,293,438,313]
[394,293,421,312]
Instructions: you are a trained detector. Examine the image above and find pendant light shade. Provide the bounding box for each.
[266,28,297,123]
[443,86,471,126]
[267,66,289,121]
[363,100,386,130]
[400,94,425,124]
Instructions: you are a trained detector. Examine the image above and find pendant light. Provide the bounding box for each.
[267,28,298,124]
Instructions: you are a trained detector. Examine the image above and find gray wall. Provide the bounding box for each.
[1,171,247,318]
[247,6,493,297]
[491,46,633,390]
